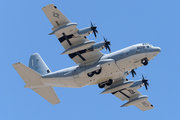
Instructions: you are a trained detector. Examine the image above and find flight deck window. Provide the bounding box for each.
[147,46,149,48]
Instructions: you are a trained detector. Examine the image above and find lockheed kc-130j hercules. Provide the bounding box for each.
[13,4,161,111]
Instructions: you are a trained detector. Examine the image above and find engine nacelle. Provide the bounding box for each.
[73,27,92,37]
[87,42,105,52]
[129,80,144,89]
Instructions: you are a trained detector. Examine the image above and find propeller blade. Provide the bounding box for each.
[90,21,93,27]
[107,45,111,53]
[95,29,98,33]
[93,30,97,38]
[141,75,149,91]
[130,69,137,78]
[142,74,145,80]
[103,36,111,53]
[144,84,148,91]
[90,21,98,38]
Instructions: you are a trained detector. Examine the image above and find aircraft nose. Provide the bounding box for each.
[157,47,161,53]
[154,47,161,53]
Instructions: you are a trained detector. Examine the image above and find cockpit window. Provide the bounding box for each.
[142,43,151,45]
[143,43,153,48]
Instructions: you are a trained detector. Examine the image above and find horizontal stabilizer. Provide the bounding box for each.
[13,62,42,86]
[32,86,60,105]
[13,62,60,105]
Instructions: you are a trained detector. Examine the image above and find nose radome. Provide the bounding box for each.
[155,47,161,53]
[157,47,161,53]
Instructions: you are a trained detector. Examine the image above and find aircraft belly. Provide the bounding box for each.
[74,77,96,87]
[116,56,135,72]
[73,60,124,87]
[91,64,123,85]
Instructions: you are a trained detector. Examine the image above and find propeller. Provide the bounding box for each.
[130,69,137,78]
[103,36,111,53]
[142,74,149,91]
[90,21,98,38]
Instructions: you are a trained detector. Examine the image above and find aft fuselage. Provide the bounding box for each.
[42,43,161,88]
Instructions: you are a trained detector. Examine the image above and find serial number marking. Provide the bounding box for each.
[128,89,135,94]
[142,102,149,107]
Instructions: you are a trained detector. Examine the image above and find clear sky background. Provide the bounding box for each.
[1,0,180,120]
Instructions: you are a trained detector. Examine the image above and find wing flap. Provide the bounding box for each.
[32,86,60,105]
[112,91,128,101]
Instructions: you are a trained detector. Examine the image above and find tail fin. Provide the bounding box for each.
[13,62,60,105]
[29,53,51,75]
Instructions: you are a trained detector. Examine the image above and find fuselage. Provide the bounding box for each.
[42,43,161,88]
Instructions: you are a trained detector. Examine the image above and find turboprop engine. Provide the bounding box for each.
[87,42,105,52]
[87,37,111,53]
[73,27,93,37]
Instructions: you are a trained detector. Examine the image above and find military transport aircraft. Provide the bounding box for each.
[13,4,161,111]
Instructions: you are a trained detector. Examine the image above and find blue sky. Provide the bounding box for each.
[1,0,180,120]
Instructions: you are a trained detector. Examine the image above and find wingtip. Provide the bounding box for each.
[120,105,125,107]
[52,101,60,105]
[12,62,21,66]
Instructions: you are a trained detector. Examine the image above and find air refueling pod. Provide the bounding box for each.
[121,95,148,107]
[101,81,134,94]
[49,23,77,35]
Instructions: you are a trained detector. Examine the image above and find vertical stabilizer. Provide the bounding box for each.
[29,53,51,75]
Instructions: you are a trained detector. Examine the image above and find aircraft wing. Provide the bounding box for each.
[104,76,154,111]
[42,4,103,65]
[112,87,154,111]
